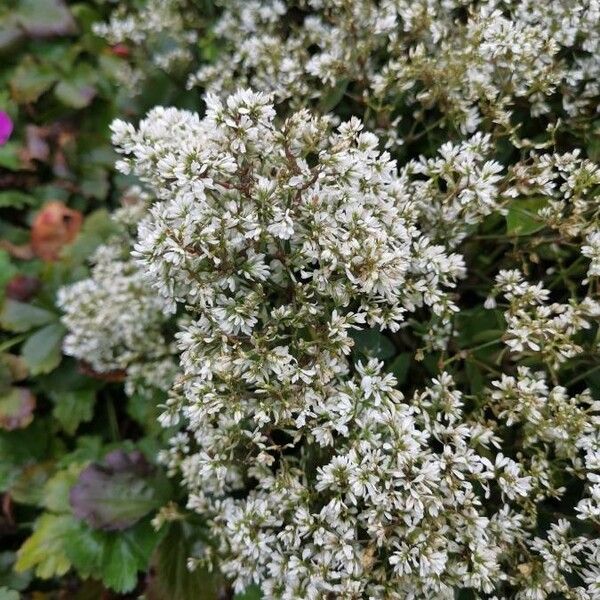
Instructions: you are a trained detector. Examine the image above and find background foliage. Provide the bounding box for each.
[0,1,229,597]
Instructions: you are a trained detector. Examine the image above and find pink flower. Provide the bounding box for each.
[0,111,14,145]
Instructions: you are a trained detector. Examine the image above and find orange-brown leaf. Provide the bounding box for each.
[30,201,83,261]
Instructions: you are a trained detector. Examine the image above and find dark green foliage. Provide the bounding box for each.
[0,1,223,597]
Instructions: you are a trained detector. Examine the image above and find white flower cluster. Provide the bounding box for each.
[97,86,600,598]
[187,0,600,139]
[58,193,176,397]
[493,270,600,369]
[93,0,199,84]
[402,133,504,246]
[59,1,600,597]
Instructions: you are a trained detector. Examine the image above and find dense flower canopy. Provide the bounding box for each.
[55,0,600,598]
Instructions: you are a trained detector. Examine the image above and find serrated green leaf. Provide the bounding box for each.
[21,322,65,375]
[15,513,76,578]
[0,300,56,333]
[65,519,163,593]
[51,389,95,435]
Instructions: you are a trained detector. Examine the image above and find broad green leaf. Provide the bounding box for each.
[15,0,77,39]
[10,56,58,103]
[21,322,65,375]
[505,197,547,236]
[70,450,172,530]
[0,300,56,333]
[351,329,396,360]
[80,165,109,200]
[127,392,162,434]
[51,389,95,435]
[15,513,76,578]
[466,360,485,395]
[65,519,163,593]
[457,307,505,349]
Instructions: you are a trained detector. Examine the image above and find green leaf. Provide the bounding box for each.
[149,521,219,600]
[54,64,97,109]
[10,461,53,505]
[0,387,35,431]
[0,300,56,333]
[10,56,58,103]
[234,585,262,600]
[15,513,76,578]
[0,15,25,55]
[457,307,505,350]
[465,360,485,395]
[66,519,163,593]
[0,419,49,490]
[0,552,31,591]
[42,464,82,513]
[351,329,396,360]
[0,192,37,209]
[0,143,21,171]
[127,392,162,434]
[388,353,411,386]
[0,251,17,303]
[80,165,109,200]
[15,0,77,39]
[505,197,547,236]
[21,322,65,375]
[70,450,172,531]
[51,389,95,435]
[318,79,349,113]
[62,208,118,264]
[0,587,20,600]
